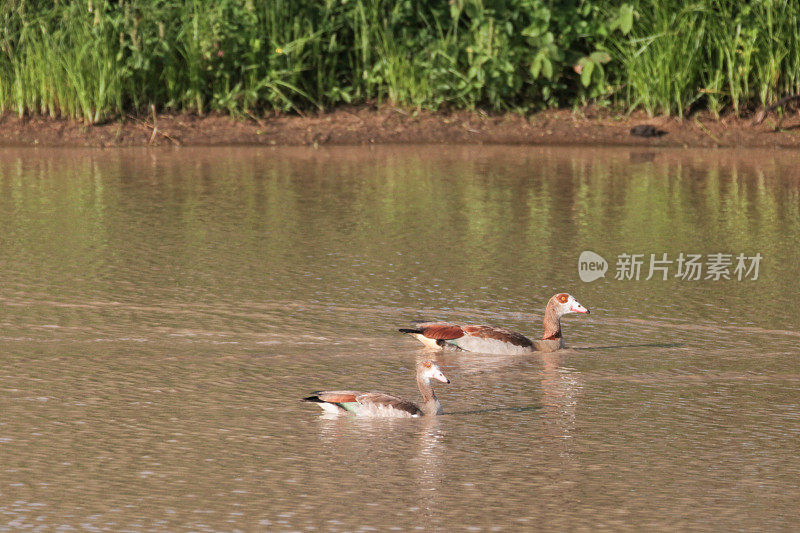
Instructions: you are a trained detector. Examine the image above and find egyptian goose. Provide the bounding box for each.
[399,293,589,354]
[302,361,450,417]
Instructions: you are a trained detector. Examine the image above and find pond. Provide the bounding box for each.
[1,146,799,530]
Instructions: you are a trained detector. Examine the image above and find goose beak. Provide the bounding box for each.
[434,371,450,384]
[571,302,589,314]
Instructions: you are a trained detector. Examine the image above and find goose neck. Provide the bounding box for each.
[542,303,563,340]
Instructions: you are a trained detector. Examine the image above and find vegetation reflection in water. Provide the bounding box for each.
[0,147,796,326]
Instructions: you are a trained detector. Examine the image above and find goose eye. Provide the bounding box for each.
[557,294,568,303]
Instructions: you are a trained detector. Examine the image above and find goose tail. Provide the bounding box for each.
[301,394,323,403]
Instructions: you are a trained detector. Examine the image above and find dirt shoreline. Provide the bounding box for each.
[2,107,799,148]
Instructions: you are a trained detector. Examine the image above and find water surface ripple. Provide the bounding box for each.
[1,146,799,531]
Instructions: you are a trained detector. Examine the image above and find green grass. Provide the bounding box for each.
[608,0,800,117]
[1,1,799,123]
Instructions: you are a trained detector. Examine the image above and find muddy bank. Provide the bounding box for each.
[2,107,799,148]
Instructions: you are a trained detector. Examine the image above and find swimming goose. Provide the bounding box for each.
[302,361,450,417]
[399,293,589,354]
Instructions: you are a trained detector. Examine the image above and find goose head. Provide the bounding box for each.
[549,293,589,317]
[418,361,450,383]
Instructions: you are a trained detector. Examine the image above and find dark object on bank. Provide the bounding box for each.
[752,94,800,128]
[630,125,667,138]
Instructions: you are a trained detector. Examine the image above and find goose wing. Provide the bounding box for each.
[461,325,534,348]
[407,322,466,340]
[408,322,532,347]
[356,392,424,417]
[303,390,359,403]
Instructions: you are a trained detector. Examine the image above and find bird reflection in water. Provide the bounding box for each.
[540,351,582,461]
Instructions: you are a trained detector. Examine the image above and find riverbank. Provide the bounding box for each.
[3,107,800,148]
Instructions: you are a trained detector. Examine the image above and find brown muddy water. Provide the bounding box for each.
[1,146,799,531]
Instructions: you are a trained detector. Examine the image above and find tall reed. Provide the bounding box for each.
[608,0,800,116]
[1,1,799,122]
